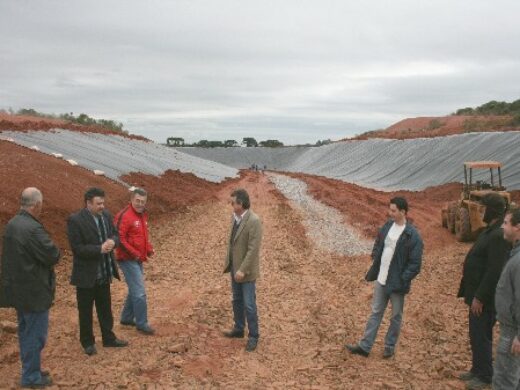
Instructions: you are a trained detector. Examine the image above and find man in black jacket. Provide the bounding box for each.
[67,187,128,355]
[458,193,510,389]
[1,187,60,388]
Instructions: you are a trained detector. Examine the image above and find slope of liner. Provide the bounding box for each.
[0,129,238,184]
[177,131,520,191]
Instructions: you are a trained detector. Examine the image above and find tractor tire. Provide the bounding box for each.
[447,203,457,234]
[455,207,472,242]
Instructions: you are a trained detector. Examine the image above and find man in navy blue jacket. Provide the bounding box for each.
[346,197,423,359]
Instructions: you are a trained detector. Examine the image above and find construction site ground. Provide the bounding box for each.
[0,153,496,389]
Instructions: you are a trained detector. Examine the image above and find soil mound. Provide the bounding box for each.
[0,140,228,251]
[0,112,147,141]
[349,115,519,140]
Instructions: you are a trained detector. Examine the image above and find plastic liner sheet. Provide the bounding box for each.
[177,131,520,191]
[0,130,238,184]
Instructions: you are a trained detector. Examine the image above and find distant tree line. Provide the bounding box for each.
[167,137,334,148]
[167,137,285,148]
[454,99,520,125]
[1,107,126,133]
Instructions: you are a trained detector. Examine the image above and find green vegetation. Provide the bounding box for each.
[168,137,287,148]
[427,119,443,130]
[2,107,126,133]
[259,139,284,147]
[242,137,258,147]
[315,139,332,146]
[454,99,520,117]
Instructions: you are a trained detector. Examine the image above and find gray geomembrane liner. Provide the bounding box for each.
[177,131,520,191]
[3,129,520,191]
[0,129,238,184]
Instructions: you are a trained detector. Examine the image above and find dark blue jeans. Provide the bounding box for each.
[16,309,49,386]
[231,274,259,339]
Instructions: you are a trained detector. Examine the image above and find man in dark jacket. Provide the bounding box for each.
[67,187,127,355]
[346,197,423,358]
[457,193,510,389]
[1,187,60,388]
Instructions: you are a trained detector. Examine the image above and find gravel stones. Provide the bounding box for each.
[268,173,371,256]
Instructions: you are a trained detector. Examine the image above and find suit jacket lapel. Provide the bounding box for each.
[233,211,250,243]
[81,208,100,237]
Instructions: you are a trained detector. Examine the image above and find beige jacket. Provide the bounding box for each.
[223,210,262,282]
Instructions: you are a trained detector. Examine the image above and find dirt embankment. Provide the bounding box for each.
[0,140,231,250]
[0,113,148,141]
[283,172,463,250]
[347,115,520,141]
[0,172,481,388]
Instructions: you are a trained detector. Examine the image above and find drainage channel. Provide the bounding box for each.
[268,173,371,256]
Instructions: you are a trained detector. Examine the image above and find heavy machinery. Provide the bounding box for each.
[441,161,511,242]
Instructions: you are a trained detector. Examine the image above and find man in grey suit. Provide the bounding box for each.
[223,189,263,352]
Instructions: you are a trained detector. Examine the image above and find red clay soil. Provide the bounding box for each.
[121,169,240,215]
[347,115,520,141]
[0,140,129,250]
[0,112,148,141]
[0,140,229,251]
[284,172,463,250]
[0,172,485,388]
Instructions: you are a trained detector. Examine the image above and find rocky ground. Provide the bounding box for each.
[0,171,477,389]
[268,173,371,256]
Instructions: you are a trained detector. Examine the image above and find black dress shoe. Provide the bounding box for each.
[345,343,369,357]
[245,338,258,352]
[223,329,245,338]
[120,320,136,326]
[103,338,128,347]
[84,345,97,356]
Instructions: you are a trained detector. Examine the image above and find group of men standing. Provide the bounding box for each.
[457,194,520,390]
[2,184,520,389]
[344,193,520,390]
[0,187,155,387]
[67,187,155,358]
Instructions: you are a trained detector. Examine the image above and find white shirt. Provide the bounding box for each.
[377,222,406,285]
[233,210,248,224]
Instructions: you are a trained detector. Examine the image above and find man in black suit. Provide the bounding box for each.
[457,193,511,389]
[67,187,128,355]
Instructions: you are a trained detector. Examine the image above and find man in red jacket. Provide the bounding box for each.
[114,188,155,335]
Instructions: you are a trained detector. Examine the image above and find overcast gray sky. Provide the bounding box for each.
[1,1,519,144]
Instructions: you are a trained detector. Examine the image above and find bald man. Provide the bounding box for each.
[1,188,60,388]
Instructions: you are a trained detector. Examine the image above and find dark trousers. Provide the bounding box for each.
[469,306,496,383]
[76,283,116,348]
[16,310,49,386]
